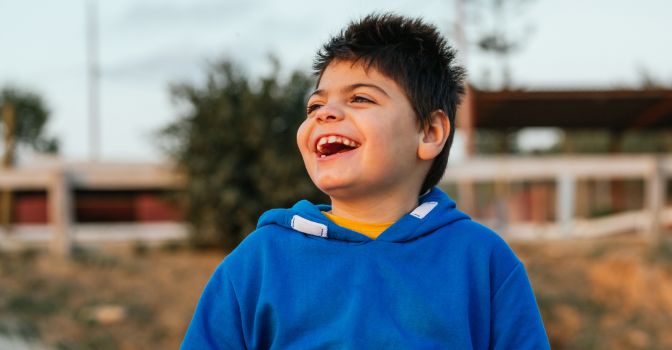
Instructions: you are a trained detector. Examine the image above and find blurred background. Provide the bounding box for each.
[1,0,671,349]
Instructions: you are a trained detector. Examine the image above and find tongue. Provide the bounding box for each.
[322,143,354,156]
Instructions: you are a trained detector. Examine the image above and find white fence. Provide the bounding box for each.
[442,155,671,240]
[0,156,669,255]
[0,162,183,255]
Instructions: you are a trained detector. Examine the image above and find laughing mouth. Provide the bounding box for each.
[315,135,360,158]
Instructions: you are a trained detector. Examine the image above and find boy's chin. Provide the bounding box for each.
[312,178,359,199]
[315,181,390,202]
[315,182,350,198]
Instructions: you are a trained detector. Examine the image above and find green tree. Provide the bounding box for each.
[0,87,59,160]
[161,59,325,248]
[1,86,59,229]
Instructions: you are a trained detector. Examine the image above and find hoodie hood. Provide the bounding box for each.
[257,187,471,243]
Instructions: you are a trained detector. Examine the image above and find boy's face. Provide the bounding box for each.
[297,60,427,200]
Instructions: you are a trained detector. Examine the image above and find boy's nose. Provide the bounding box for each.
[315,104,345,123]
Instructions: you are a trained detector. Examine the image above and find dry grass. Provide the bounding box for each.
[0,244,224,350]
[514,236,672,350]
[1,236,672,349]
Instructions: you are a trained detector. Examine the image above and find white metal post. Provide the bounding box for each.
[556,173,576,237]
[49,169,73,257]
[646,156,665,242]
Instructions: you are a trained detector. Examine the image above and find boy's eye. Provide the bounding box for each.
[351,95,373,103]
[306,103,322,114]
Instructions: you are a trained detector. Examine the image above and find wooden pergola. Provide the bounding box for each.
[453,87,672,241]
[458,87,672,154]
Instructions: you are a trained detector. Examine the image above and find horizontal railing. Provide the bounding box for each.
[442,155,671,240]
[1,155,669,254]
[0,161,184,256]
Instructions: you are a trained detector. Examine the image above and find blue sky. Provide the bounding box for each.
[1,0,670,162]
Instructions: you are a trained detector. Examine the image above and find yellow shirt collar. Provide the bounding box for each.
[322,211,393,240]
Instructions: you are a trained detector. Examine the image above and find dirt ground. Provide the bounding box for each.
[1,236,672,349]
[514,236,672,350]
[0,243,225,350]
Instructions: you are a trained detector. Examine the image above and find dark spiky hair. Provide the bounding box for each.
[312,13,466,194]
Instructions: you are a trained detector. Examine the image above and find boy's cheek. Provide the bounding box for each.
[296,122,309,154]
[296,122,314,167]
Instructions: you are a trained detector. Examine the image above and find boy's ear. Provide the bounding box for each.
[417,109,451,161]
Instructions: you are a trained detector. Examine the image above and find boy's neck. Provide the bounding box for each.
[329,189,420,224]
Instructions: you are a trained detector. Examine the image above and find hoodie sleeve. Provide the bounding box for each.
[180,264,246,350]
[490,263,550,350]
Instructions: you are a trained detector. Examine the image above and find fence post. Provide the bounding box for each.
[646,156,665,243]
[49,168,73,257]
[556,173,576,237]
[1,102,15,232]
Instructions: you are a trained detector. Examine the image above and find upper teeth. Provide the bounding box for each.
[316,135,359,151]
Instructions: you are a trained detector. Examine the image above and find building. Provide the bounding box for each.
[1,88,670,254]
[444,87,672,240]
[0,160,185,254]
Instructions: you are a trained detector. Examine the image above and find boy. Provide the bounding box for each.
[181,13,549,349]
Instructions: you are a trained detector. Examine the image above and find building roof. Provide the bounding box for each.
[471,88,672,130]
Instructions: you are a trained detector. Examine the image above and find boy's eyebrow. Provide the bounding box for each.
[309,83,390,99]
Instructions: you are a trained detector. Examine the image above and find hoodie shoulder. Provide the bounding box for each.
[226,223,294,261]
[448,218,524,289]
[216,225,277,267]
[451,218,521,261]
[454,219,516,251]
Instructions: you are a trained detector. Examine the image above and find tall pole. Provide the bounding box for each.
[453,0,477,215]
[86,0,100,161]
[454,0,468,64]
[454,0,474,157]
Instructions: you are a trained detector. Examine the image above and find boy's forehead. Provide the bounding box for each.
[317,59,398,91]
[319,60,372,81]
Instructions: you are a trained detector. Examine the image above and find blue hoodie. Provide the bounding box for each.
[181,187,550,349]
